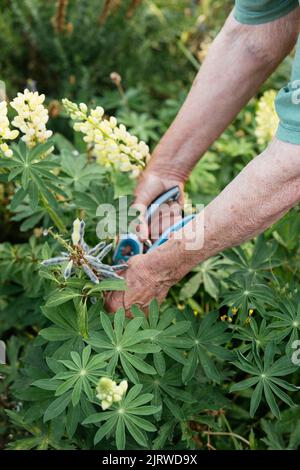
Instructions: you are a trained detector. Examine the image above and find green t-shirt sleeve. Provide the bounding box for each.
[234,0,299,24]
[275,36,300,144]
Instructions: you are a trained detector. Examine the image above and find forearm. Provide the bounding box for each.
[147,10,299,181]
[146,139,300,282]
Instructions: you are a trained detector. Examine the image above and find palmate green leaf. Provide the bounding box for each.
[55,375,79,396]
[261,406,300,449]
[231,342,297,418]
[116,417,126,450]
[124,415,148,447]
[152,421,175,450]
[45,288,81,308]
[224,235,280,281]
[220,276,276,320]
[132,301,191,375]
[94,415,118,445]
[181,309,232,383]
[271,208,300,250]
[234,318,273,354]
[230,376,259,392]
[267,298,300,347]
[40,300,102,349]
[179,256,225,301]
[44,391,72,422]
[72,378,83,406]
[32,378,60,391]
[250,381,263,417]
[84,385,159,449]
[263,382,280,419]
[60,151,104,191]
[66,404,81,439]
[123,352,156,374]
[140,365,195,416]
[40,345,107,422]
[85,279,126,295]
[39,326,75,342]
[87,309,160,383]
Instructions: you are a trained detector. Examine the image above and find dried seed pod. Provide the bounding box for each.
[88,241,106,256]
[111,264,128,271]
[96,243,113,261]
[82,264,100,284]
[86,256,114,271]
[64,260,73,279]
[42,256,68,266]
[96,268,122,279]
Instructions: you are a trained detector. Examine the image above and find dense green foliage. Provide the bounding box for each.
[0,0,299,451]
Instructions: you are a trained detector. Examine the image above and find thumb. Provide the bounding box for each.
[130,199,150,242]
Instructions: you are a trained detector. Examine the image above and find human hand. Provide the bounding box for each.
[105,251,178,316]
[132,170,185,242]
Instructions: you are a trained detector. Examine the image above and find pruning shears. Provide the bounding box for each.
[113,186,196,264]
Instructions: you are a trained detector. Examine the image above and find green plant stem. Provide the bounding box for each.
[78,300,89,339]
[40,193,67,233]
[222,414,243,449]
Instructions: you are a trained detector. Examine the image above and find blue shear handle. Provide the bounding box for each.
[113,233,143,264]
[148,214,196,252]
[113,186,181,264]
[146,186,180,223]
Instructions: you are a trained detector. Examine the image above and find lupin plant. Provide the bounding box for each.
[0,84,299,452]
[42,218,127,283]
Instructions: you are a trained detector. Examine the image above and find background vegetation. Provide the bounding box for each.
[0,0,299,451]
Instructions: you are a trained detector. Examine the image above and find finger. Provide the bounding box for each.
[104,291,125,313]
[130,202,149,242]
[149,201,182,241]
[126,303,149,318]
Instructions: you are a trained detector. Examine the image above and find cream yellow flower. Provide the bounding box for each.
[10,89,52,148]
[71,218,84,246]
[197,36,212,62]
[255,90,279,146]
[0,101,19,157]
[63,98,150,177]
[96,377,128,410]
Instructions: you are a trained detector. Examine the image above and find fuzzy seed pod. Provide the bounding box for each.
[82,263,100,284]
[42,256,68,266]
[64,260,73,279]
[96,243,113,261]
[88,241,106,256]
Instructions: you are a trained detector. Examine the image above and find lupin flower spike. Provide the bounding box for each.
[41,219,127,284]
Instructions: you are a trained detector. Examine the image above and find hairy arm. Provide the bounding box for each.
[146,139,300,283]
[134,9,300,239]
[106,139,300,313]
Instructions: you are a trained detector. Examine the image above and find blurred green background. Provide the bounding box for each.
[0,0,293,205]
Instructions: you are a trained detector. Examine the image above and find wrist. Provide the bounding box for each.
[144,211,212,283]
[147,145,191,183]
[145,238,200,287]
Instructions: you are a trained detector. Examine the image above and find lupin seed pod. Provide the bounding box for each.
[88,241,106,256]
[64,260,73,279]
[82,263,100,284]
[85,256,114,271]
[111,264,128,271]
[42,256,69,266]
[96,243,113,261]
